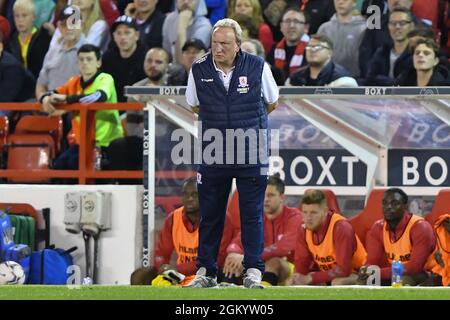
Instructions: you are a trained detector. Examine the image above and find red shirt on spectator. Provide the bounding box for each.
[365,212,436,280]
[99,0,120,28]
[294,211,361,284]
[258,22,274,55]
[227,205,302,262]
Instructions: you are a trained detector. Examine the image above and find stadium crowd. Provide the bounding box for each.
[0,0,448,169]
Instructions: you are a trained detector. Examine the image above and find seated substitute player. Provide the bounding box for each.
[425,214,450,286]
[40,44,123,170]
[223,174,302,286]
[358,188,436,286]
[130,177,237,285]
[287,189,367,286]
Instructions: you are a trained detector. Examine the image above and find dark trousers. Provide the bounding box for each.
[53,144,79,170]
[196,165,268,277]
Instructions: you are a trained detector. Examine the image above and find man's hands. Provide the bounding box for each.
[286,272,313,285]
[223,253,244,278]
[41,93,67,116]
[267,102,278,114]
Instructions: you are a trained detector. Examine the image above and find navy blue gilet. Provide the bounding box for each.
[192,51,268,168]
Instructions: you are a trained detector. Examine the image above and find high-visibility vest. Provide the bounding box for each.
[306,213,367,272]
[172,207,198,265]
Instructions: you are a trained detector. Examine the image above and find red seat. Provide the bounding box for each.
[348,189,386,246]
[155,196,183,215]
[425,189,450,225]
[14,115,63,154]
[6,134,55,183]
[0,115,9,148]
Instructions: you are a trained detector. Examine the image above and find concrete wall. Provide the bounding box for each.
[0,185,143,285]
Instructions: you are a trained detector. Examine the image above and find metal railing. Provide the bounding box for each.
[0,102,144,184]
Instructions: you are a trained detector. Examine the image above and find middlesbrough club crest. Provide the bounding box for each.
[237,76,249,93]
[239,76,248,87]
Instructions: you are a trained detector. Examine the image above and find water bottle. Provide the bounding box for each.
[391,260,403,287]
[93,142,102,170]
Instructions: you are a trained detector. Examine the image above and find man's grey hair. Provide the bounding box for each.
[213,18,243,45]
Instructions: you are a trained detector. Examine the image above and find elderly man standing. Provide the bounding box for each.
[184,18,278,289]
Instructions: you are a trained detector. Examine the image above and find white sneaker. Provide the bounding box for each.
[243,268,264,289]
[183,267,218,288]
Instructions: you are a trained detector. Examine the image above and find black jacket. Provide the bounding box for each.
[138,9,166,49]
[365,44,412,86]
[395,64,450,86]
[358,13,424,78]
[289,60,352,86]
[0,51,35,102]
[102,42,148,102]
[7,26,52,79]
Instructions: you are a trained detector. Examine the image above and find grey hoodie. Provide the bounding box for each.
[317,14,366,77]
[162,0,212,61]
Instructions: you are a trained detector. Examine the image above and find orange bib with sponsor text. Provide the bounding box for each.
[383,215,423,264]
[306,213,367,272]
[425,214,450,286]
[172,207,199,265]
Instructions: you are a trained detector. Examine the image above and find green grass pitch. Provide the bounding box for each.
[0,285,449,300]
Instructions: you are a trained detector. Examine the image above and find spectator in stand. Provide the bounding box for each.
[162,0,212,64]
[287,189,367,286]
[168,38,206,86]
[297,0,335,35]
[0,31,35,103]
[99,0,120,28]
[228,0,273,55]
[48,0,68,26]
[130,178,237,285]
[2,0,56,29]
[224,174,302,286]
[35,6,86,102]
[289,34,358,86]
[241,38,265,58]
[365,8,415,86]
[8,0,52,79]
[260,0,335,41]
[117,0,173,15]
[406,26,450,71]
[425,214,450,286]
[230,13,259,41]
[317,0,366,78]
[49,0,110,53]
[40,44,123,170]
[358,188,435,286]
[241,38,285,85]
[205,0,226,25]
[107,47,172,172]
[260,0,287,42]
[102,15,147,102]
[126,47,172,137]
[395,38,450,86]
[33,0,56,29]
[358,0,424,78]
[0,15,11,42]
[124,0,166,49]
[267,8,310,82]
